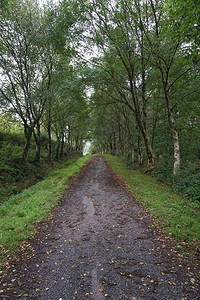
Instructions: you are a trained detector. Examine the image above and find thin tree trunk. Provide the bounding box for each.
[137,126,143,165]
[33,122,41,162]
[60,132,64,157]
[47,97,52,162]
[165,92,180,175]
[135,116,154,169]
[131,145,135,162]
[48,123,52,162]
[129,80,154,170]
[55,134,60,159]
[22,124,32,161]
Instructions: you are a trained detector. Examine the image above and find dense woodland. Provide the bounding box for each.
[0,0,199,201]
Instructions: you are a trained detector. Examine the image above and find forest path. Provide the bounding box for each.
[0,156,199,299]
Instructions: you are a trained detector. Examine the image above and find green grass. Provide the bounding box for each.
[0,155,92,262]
[105,154,200,256]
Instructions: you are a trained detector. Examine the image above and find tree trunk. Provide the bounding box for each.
[48,123,52,162]
[129,80,154,170]
[34,122,41,162]
[55,134,60,159]
[137,126,143,166]
[47,96,52,162]
[135,118,154,169]
[131,146,135,162]
[165,92,180,175]
[22,124,32,161]
[60,132,64,157]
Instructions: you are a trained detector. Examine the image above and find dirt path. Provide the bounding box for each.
[0,156,199,299]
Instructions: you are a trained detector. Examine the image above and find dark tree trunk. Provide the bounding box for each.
[48,123,52,162]
[60,132,64,157]
[137,126,143,166]
[34,122,41,162]
[47,97,52,162]
[55,134,60,159]
[22,124,33,161]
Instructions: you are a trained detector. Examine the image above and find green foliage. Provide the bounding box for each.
[153,157,174,182]
[172,165,200,202]
[153,159,200,202]
[0,129,77,204]
[0,155,91,259]
[105,154,200,255]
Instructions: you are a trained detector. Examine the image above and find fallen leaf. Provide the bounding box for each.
[45,287,49,291]
[161,272,165,275]
[99,287,103,292]
[190,278,195,284]
[74,290,77,295]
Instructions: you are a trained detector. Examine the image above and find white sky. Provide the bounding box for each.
[38,0,60,7]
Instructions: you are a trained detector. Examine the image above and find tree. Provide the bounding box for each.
[134,0,198,174]
[77,0,156,169]
[0,0,52,161]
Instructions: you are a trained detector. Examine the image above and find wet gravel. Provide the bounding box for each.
[0,155,199,299]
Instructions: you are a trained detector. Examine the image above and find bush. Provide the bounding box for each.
[153,157,173,182]
[153,159,200,202]
[0,131,25,146]
[173,165,200,202]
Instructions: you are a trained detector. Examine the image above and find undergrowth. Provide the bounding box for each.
[105,154,200,257]
[0,130,82,204]
[153,158,200,202]
[0,155,91,263]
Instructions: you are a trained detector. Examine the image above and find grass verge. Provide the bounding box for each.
[105,154,200,257]
[0,155,92,263]
[0,157,82,205]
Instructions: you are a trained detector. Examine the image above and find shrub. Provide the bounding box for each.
[153,157,174,182]
[173,165,200,202]
[153,159,200,202]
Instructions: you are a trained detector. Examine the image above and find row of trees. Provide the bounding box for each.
[0,0,199,175]
[0,0,88,162]
[79,0,200,174]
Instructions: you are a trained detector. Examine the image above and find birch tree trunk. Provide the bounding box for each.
[165,91,180,174]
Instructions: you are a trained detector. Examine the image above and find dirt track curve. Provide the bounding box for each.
[0,155,199,299]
